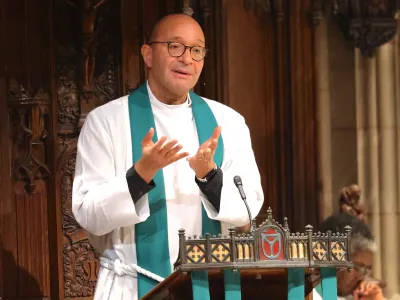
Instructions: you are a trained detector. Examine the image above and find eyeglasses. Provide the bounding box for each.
[148,41,207,61]
[353,262,373,276]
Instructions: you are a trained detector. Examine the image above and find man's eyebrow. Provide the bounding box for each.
[168,36,205,46]
[196,38,205,45]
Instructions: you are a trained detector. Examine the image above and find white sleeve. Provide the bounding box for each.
[201,115,264,227]
[72,111,149,236]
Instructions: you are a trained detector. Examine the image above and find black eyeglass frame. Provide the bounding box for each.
[148,41,208,61]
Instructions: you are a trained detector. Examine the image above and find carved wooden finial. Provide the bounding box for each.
[182,0,194,16]
[267,207,273,220]
[328,0,398,56]
[283,217,289,230]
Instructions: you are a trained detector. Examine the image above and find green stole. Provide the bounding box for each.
[288,268,337,300]
[317,268,338,300]
[128,84,229,298]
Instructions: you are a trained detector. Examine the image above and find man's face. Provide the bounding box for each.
[337,250,374,296]
[142,16,205,97]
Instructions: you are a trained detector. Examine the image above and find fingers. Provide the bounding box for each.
[154,137,189,163]
[159,139,179,156]
[188,147,212,161]
[355,280,382,298]
[164,144,184,160]
[200,126,221,150]
[153,136,168,151]
[208,138,218,152]
[165,147,190,164]
[203,148,212,161]
[172,151,190,162]
[211,126,222,140]
[141,128,155,146]
[197,149,204,159]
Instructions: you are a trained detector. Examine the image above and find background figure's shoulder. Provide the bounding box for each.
[201,96,245,125]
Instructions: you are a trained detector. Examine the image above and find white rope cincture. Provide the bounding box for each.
[100,257,165,283]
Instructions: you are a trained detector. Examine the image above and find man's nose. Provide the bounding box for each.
[178,48,192,64]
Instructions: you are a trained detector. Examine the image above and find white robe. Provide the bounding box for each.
[72,83,264,299]
[313,288,348,300]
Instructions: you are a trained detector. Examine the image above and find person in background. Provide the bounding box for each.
[314,212,383,300]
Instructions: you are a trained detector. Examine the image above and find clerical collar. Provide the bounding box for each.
[146,81,192,110]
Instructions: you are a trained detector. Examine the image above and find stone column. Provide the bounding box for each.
[354,50,382,280]
[313,17,333,220]
[355,39,400,297]
[395,18,400,292]
[376,40,399,296]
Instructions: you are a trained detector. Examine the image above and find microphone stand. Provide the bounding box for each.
[233,175,254,232]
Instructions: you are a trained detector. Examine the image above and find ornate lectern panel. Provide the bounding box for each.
[259,226,285,261]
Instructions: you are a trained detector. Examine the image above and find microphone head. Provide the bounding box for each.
[233,175,242,186]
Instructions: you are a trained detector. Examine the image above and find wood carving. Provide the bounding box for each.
[58,138,100,297]
[243,0,287,20]
[62,0,108,91]
[8,82,51,193]
[57,67,80,132]
[94,62,117,105]
[64,240,100,296]
[328,0,399,56]
[273,0,284,21]
[182,0,194,16]
[310,0,324,27]
[243,0,272,17]
[198,0,211,26]
[55,0,120,296]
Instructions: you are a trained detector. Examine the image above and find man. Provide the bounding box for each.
[313,213,383,300]
[72,13,264,299]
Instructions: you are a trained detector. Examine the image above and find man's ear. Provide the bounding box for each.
[141,44,152,68]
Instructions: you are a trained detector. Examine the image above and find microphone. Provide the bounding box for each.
[233,175,253,232]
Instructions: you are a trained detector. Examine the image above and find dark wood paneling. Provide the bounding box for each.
[4,0,25,85]
[191,0,221,100]
[47,0,64,297]
[15,181,50,298]
[263,11,278,219]
[274,0,290,222]
[0,2,16,300]
[224,0,320,230]
[0,2,4,297]
[120,0,142,93]
[287,0,320,229]
[1,0,54,298]
[224,0,269,220]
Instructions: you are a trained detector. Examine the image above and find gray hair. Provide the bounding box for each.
[350,232,377,255]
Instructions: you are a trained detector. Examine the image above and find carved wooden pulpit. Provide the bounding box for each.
[141,208,353,300]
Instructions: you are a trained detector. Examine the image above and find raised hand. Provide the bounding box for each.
[135,128,189,183]
[187,126,222,179]
[353,280,384,300]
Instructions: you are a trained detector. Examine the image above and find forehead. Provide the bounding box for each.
[156,18,205,45]
[352,250,373,265]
